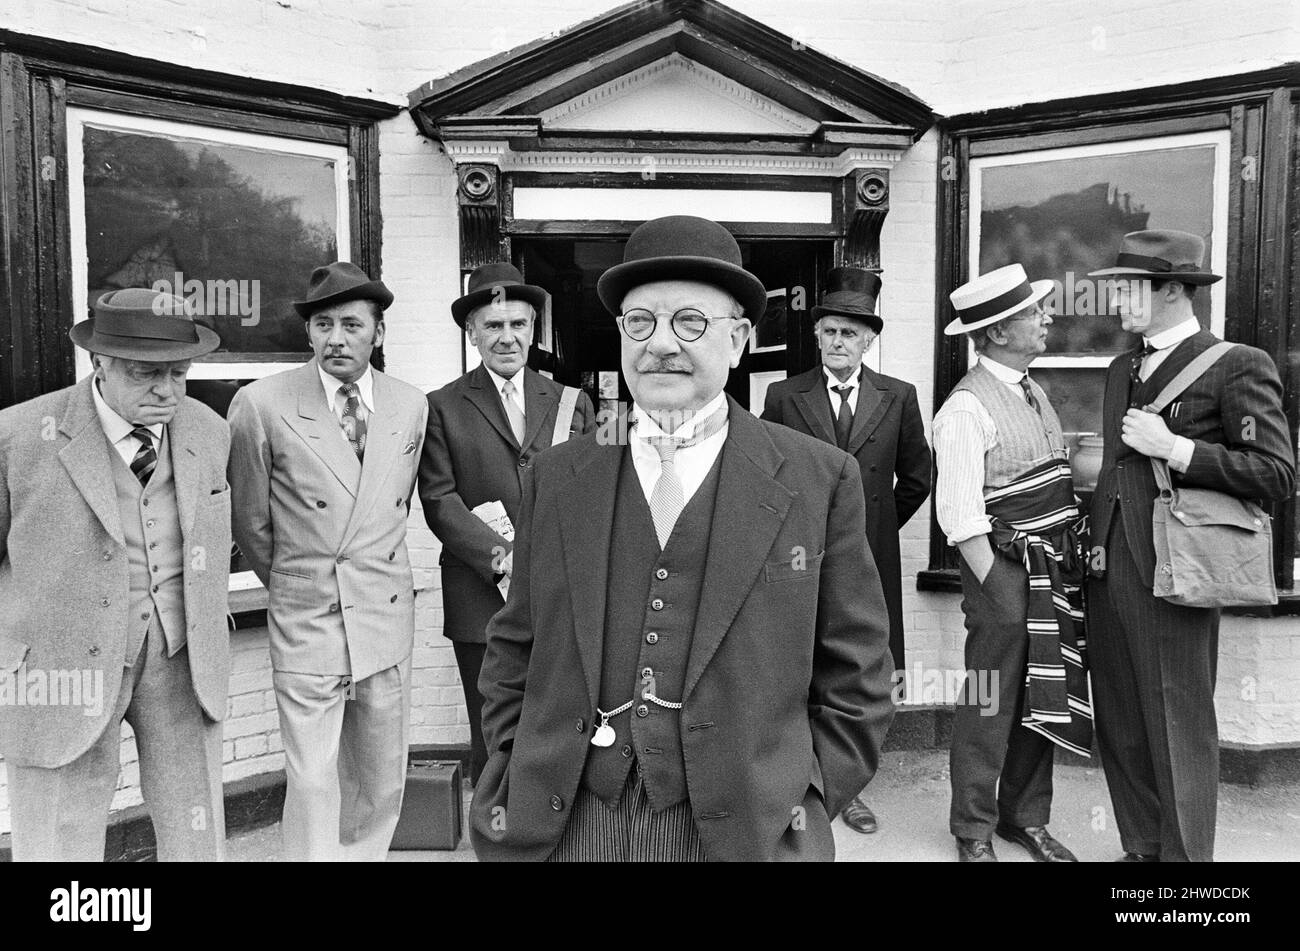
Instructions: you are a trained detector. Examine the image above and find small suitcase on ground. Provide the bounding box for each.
[390,760,463,850]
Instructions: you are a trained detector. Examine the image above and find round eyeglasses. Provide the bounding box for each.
[616,308,729,342]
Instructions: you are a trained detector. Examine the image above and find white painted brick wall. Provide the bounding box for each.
[2,0,1297,837]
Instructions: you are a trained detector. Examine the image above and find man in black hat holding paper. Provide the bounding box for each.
[228,261,428,860]
[470,216,894,862]
[762,267,931,835]
[1088,230,1293,862]
[418,262,595,786]
[0,288,231,860]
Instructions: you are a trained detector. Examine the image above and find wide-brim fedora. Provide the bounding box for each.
[293,261,394,318]
[70,288,222,361]
[811,266,883,334]
[596,215,768,322]
[1087,229,1222,285]
[945,263,1054,336]
[450,263,549,330]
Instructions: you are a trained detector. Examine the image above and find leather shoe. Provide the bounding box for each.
[840,796,878,834]
[995,823,1077,862]
[1117,851,1159,862]
[956,836,997,862]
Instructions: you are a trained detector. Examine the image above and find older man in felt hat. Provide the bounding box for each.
[1087,231,1293,862]
[762,266,931,835]
[934,264,1090,863]
[469,216,895,862]
[227,261,428,861]
[0,288,231,861]
[417,262,595,786]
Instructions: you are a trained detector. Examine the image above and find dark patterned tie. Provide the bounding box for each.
[1129,341,1156,407]
[1019,376,1041,416]
[129,426,157,487]
[337,383,367,460]
[833,384,854,449]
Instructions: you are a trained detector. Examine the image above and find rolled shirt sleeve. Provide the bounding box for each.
[932,391,996,545]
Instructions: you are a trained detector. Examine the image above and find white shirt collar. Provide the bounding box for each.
[318,362,374,414]
[90,377,163,446]
[1145,317,1200,352]
[632,390,729,440]
[978,354,1030,386]
[822,364,863,393]
[484,365,524,394]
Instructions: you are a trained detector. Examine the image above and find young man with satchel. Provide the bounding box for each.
[1088,230,1295,863]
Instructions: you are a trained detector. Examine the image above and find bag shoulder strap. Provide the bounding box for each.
[1144,340,1236,413]
[551,385,580,446]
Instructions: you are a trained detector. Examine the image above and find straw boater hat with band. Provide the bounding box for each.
[597,215,768,321]
[1087,229,1222,285]
[70,287,222,361]
[293,260,394,318]
[812,266,883,335]
[450,263,549,330]
[945,263,1054,336]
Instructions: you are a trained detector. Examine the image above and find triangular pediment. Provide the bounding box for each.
[541,53,817,134]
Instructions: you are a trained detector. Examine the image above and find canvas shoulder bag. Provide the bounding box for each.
[1143,341,1277,608]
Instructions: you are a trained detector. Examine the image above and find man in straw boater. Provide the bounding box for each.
[933,263,1091,863]
[761,266,931,835]
[228,261,428,860]
[0,288,231,860]
[1087,231,1293,862]
[418,262,595,788]
[469,215,895,861]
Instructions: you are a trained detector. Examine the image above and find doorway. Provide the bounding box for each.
[515,237,833,416]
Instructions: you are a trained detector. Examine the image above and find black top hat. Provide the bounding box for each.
[293,261,394,318]
[811,267,883,334]
[69,288,221,362]
[596,215,768,321]
[450,263,549,330]
[1087,230,1222,285]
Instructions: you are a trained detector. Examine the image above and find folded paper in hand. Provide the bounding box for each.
[471,500,514,599]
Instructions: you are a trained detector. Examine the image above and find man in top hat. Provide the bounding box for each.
[762,266,930,835]
[1087,231,1293,862]
[418,262,595,786]
[227,261,428,861]
[0,288,231,860]
[934,263,1091,863]
[469,215,895,862]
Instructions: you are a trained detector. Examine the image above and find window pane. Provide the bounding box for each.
[81,126,340,357]
[978,143,1218,356]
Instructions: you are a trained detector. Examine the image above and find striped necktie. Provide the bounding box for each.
[337,382,367,460]
[129,426,157,487]
[647,405,728,548]
[1019,375,1041,415]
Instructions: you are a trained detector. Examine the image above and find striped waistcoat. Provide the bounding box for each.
[950,361,1067,490]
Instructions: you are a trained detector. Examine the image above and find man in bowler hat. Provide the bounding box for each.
[0,288,231,860]
[762,266,931,834]
[418,262,595,785]
[228,261,428,860]
[470,215,895,861]
[1088,231,1293,861]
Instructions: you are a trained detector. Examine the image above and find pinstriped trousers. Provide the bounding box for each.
[546,766,708,862]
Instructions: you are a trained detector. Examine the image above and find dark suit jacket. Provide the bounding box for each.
[469,398,896,862]
[418,365,596,643]
[762,365,930,669]
[1092,329,1295,588]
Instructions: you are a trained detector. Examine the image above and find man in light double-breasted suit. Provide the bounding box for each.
[228,262,427,861]
[0,288,231,861]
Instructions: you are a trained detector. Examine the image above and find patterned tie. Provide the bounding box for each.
[1019,375,1041,415]
[647,406,729,548]
[501,378,526,446]
[1129,341,1156,406]
[337,383,367,460]
[129,426,157,487]
[833,384,854,449]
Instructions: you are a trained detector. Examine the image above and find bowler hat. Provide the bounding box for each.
[812,267,883,334]
[450,263,549,330]
[69,288,221,361]
[292,261,394,318]
[597,215,768,322]
[1087,229,1221,285]
[945,263,1054,336]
